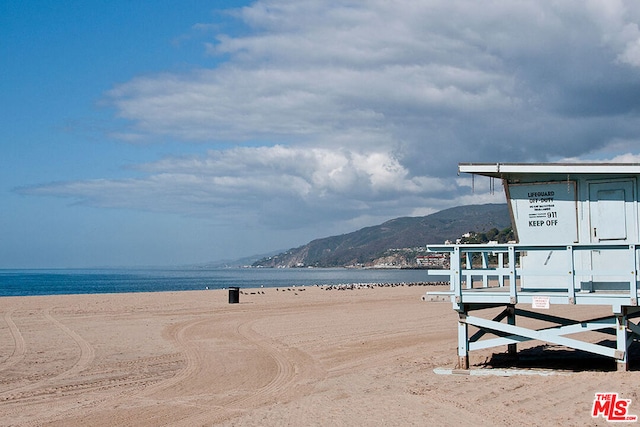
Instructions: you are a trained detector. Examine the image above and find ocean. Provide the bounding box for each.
[0,268,449,297]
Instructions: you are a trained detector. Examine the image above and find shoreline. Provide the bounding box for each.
[0,279,450,299]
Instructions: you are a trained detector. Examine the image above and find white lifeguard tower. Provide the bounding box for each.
[426,163,640,371]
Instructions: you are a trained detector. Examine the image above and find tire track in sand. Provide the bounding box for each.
[227,319,297,408]
[135,317,205,397]
[98,317,208,427]
[166,318,307,427]
[52,317,216,427]
[0,308,95,401]
[43,308,95,378]
[0,310,26,372]
[129,315,310,427]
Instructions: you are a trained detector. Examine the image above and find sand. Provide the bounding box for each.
[0,285,638,426]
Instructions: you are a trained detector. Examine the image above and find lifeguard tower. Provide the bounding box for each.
[426,163,640,371]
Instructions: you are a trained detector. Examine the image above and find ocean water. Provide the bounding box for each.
[0,268,449,297]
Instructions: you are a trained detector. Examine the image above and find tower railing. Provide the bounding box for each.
[427,243,639,307]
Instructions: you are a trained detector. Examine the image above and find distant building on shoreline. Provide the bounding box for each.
[415,253,448,268]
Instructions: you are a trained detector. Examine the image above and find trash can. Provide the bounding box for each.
[229,287,240,304]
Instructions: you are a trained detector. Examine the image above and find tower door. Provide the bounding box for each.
[589,180,635,243]
[587,180,636,290]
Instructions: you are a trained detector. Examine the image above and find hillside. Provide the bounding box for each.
[253,203,510,268]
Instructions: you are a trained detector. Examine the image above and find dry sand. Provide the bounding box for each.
[0,285,638,426]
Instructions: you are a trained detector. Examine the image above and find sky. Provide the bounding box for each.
[3,0,640,268]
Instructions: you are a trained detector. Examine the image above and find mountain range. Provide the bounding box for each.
[252,203,511,268]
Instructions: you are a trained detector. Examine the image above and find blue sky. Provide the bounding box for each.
[3,1,640,268]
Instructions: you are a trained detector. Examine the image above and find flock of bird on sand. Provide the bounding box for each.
[233,281,449,296]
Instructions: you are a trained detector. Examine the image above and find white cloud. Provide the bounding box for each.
[24,0,640,250]
[104,1,640,176]
[585,0,640,67]
[106,1,530,148]
[20,146,456,229]
[608,153,640,162]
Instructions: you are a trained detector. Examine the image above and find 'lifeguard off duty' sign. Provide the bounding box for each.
[508,181,578,244]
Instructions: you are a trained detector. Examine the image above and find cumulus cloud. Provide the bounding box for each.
[19,146,457,228]
[585,0,640,67]
[28,0,640,235]
[106,1,640,166]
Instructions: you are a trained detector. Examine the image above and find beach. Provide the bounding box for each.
[0,285,638,426]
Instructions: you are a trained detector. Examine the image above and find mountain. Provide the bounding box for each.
[253,203,510,268]
[183,249,288,269]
